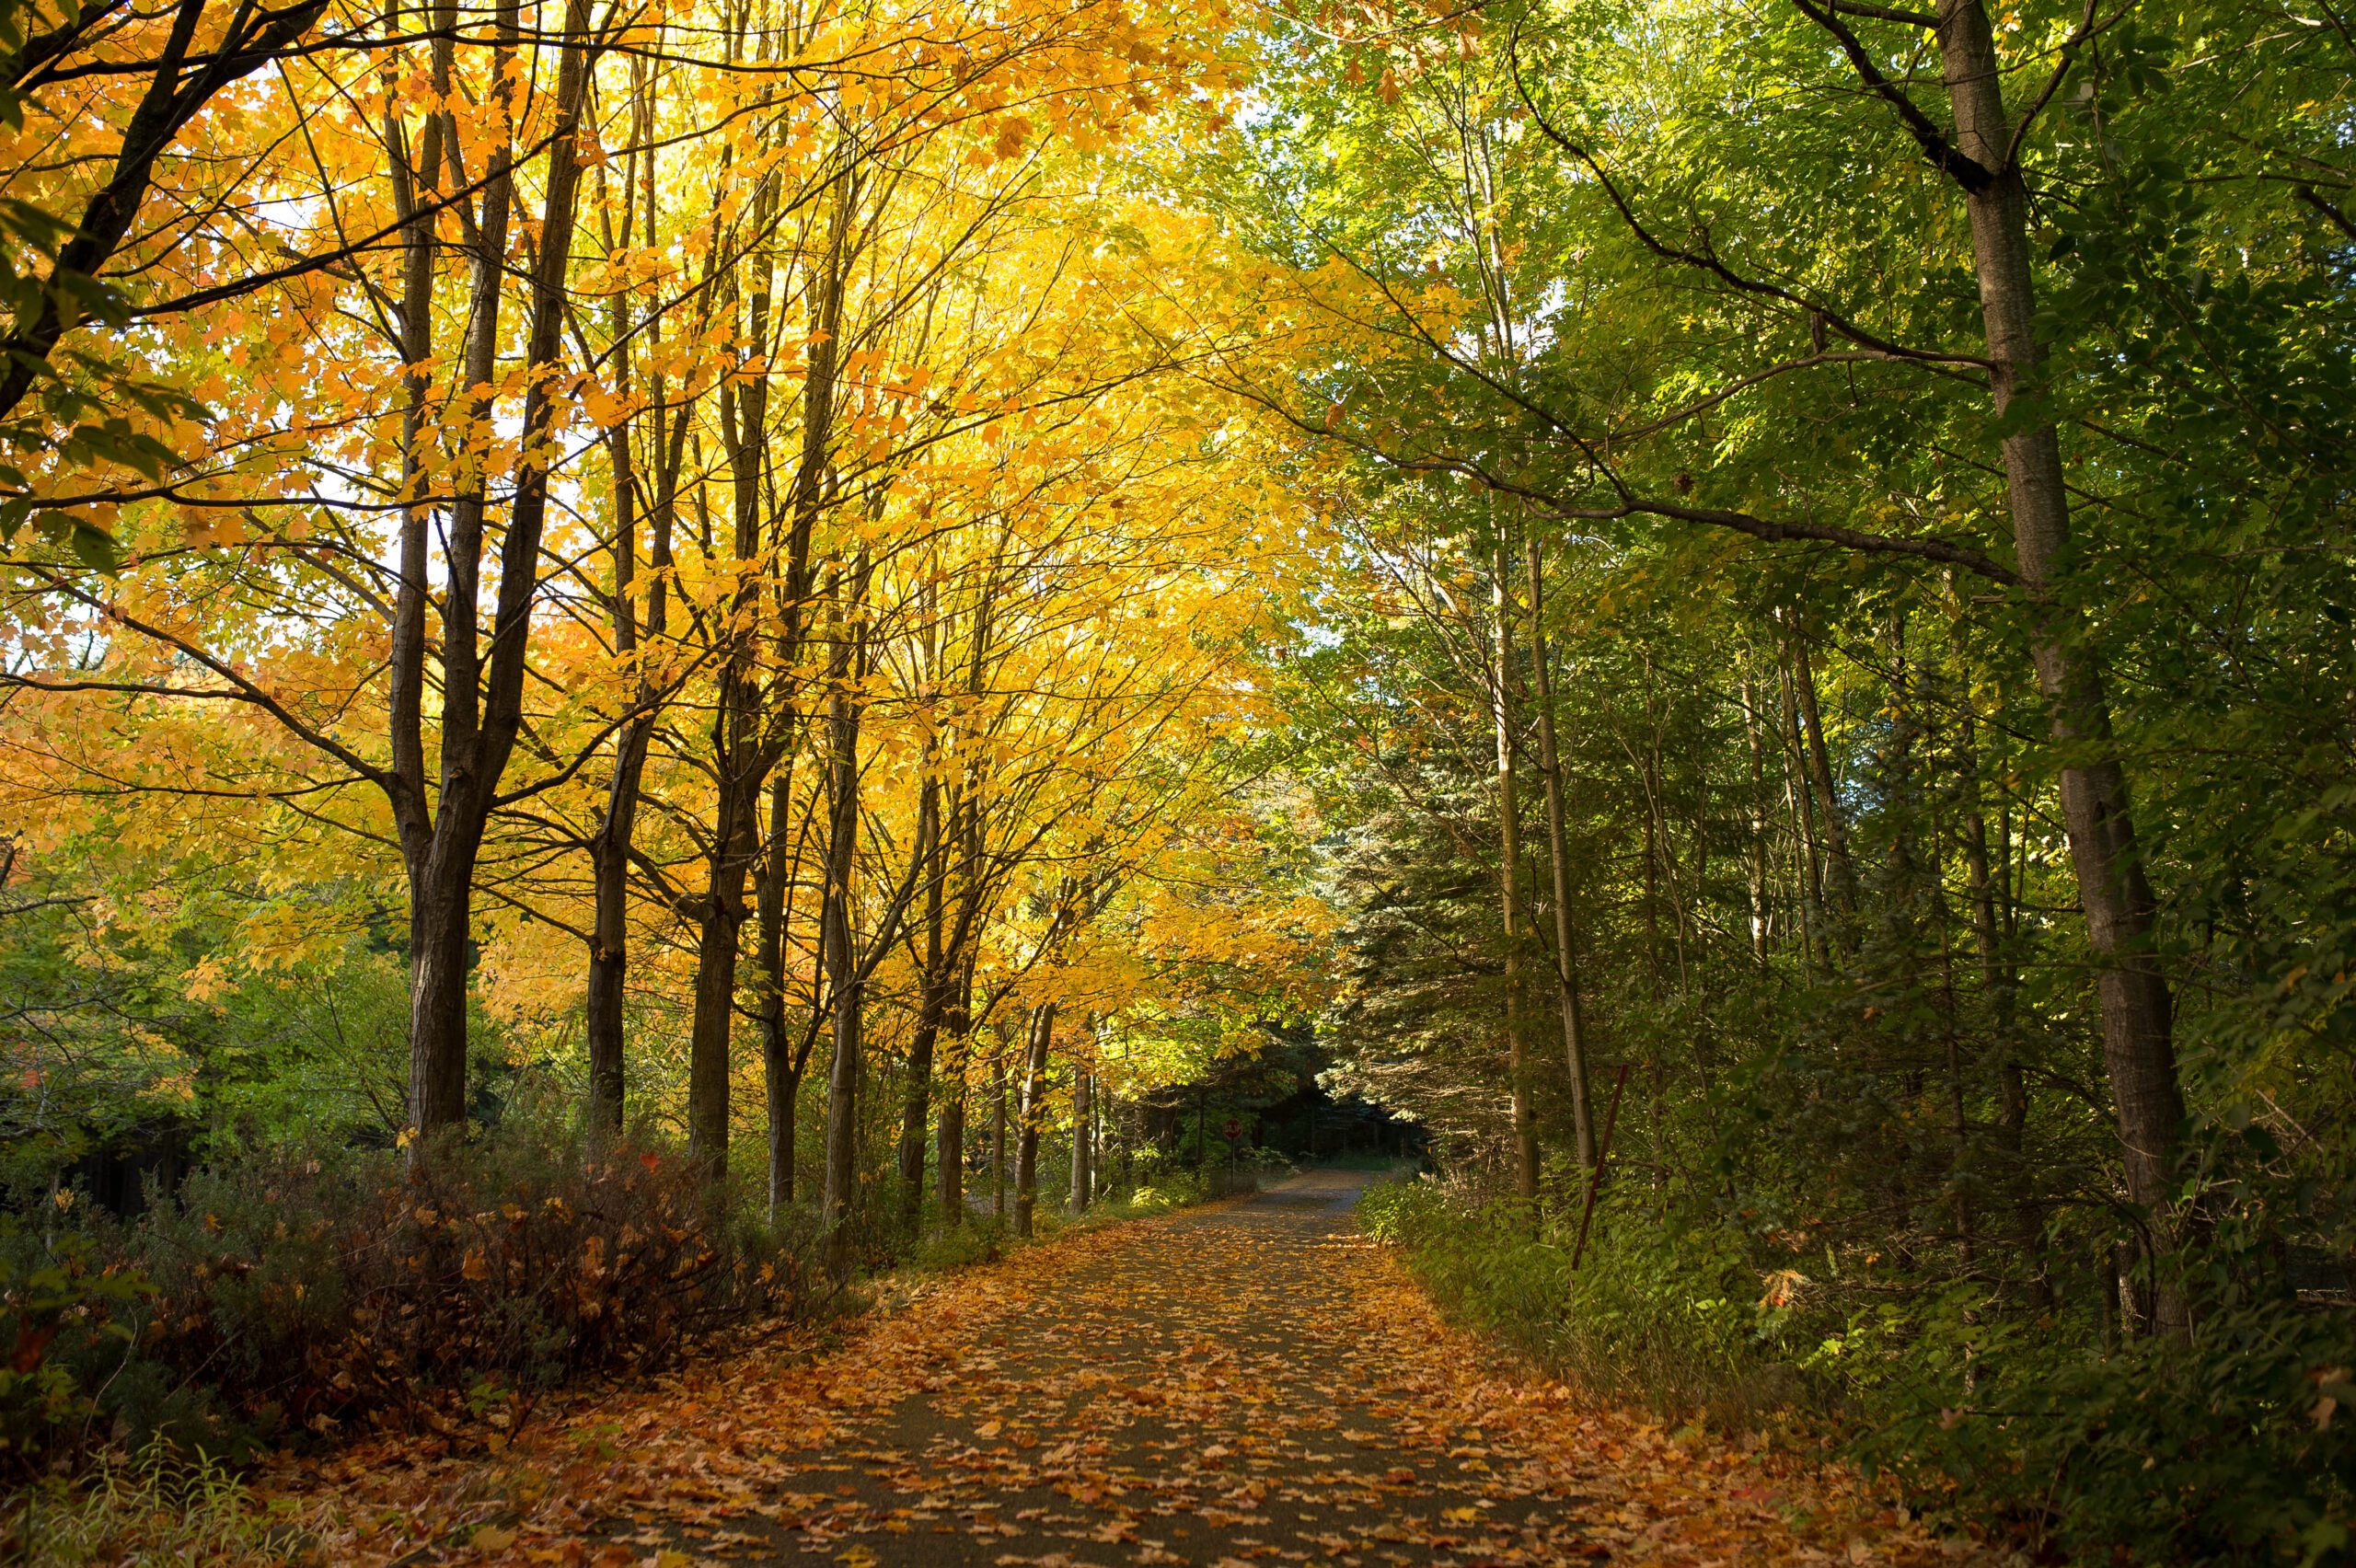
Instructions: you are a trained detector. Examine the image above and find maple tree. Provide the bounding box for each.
[0,0,1279,1147]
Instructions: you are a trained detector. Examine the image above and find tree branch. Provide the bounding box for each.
[1788,0,1996,191]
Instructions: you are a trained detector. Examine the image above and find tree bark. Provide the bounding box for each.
[381,8,443,1111]
[1787,617,1860,938]
[398,0,594,1139]
[684,807,755,1169]
[1013,1002,1055,1238]
[683,162,783,1178]
[1962,698,2047,1303]
[1933,0,2185,1246]
[935,1059,966,1228]
[759,767,810,1216]
[399,0,517,1139]
[1068,1055,1093,1213]
[405,870,475,1132]
[1740,673,1774,967]
[897,776,945,1234]
[818,559,870,1267]
[1490,543,1540,1203]
[582,66,667,1142]
[1522,536,1596,1171]
[935,888,980,1227]
[1778,648,1831,975]
[767,1044,801,1216]
[683,148,852,1182]
[992,1043,1009,1221]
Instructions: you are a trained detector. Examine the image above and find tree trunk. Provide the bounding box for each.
[1740,673,1773,966]
[936,946,978,1228]
[684,830,751,1170]
[1490,543,1540,1203]
[936,1071,965,1228]
[1788,617,1860,936]
[582,70,667,1143]
[991,1044,1009,1221]
[1069,1058,1093,1213]
[383,17,441,1127]
[767,1046,801,1215]
[1013,1002,1054,1239]
[1934,0,2185,1251]
[1522,536,1597,1171]
[1779,648,1831,975]
[398,0,517,1141]
[1961,702,2046,1304]
[583,795,639,1136]
[406,864,475,1133]
[897,777,944,1235]
[818,561,868,1267]
[684,167,782,1179]
[399,0,594,1141]
[758,767,806,1217]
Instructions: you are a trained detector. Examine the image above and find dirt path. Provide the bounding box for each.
[282,1173,1973,1566]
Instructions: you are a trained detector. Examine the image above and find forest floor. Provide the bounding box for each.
[265,1171,1984,1567]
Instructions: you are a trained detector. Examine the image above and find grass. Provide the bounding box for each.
[5,1445,314,1567]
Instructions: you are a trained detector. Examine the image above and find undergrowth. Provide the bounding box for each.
[5,1136,1264,1562]
[4,1128,814,1481]
[1357,1175,1812,1426]
[1359,1174,2356,1564]
[2,1444,306,1567]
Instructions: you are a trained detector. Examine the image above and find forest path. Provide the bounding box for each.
[288,1173,1971,1567]
[638,1170,1554,1567]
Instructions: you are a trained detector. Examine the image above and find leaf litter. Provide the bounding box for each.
[257,1173,1988,1566]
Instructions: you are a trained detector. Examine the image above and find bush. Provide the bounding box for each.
[0,1222,150,1481]
[16,1127,814,1469]
[1358,1176,1796,1418]
[1359,1175,2356,1563]
[1849,1294,2356,1563]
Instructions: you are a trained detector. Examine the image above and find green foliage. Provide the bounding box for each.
[4,1442,298,1567]
[1359,1178,1801,1419]
[1225,0,2356,1556]
[0,1222,150,1480]
[1362,1178,2356,1563]
[1860,1298,2356,1564]
[0,859,527,1210]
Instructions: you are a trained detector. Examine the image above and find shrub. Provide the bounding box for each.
[17,1128,815,1467]
[1846,1293,2356,1563]
[1358,1176,1794,1417]
[1359,1175,2356,1563]
[0,1222,150,1482]
[144,1133,807,1438]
